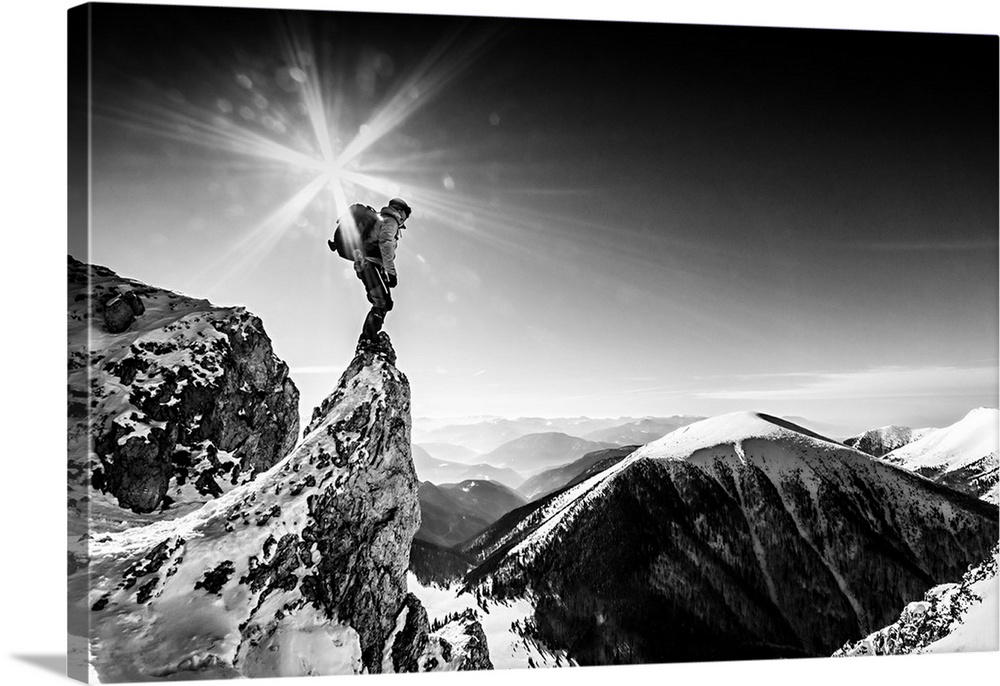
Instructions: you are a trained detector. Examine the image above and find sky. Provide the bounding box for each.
[69,0,998,435]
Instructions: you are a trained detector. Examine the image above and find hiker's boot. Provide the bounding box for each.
[374,332,396,364]
[356,333,377,356]
[362,308,384,342]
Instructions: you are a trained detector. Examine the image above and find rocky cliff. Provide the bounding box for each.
[72,335,427,681]
[67,256,299,528]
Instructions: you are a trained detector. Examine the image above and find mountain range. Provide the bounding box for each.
[411,445,524,489]
[459,412,998,665]
[415,442,481,464]
[480,432,617,474]
[412,416,703,453]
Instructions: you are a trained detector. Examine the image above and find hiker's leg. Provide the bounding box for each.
[358,264,391,341]
[362,306,386,340]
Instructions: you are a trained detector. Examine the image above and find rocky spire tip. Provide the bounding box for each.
[354,332,397,366]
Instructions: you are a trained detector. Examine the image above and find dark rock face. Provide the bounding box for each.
[77,338,422,681]
[68,256,300,515]
[388,593,430,673]
[453,613,493,670]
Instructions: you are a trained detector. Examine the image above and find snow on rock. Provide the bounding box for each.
[421,608,494,671]
[834,544,999,657]
[67,256,299,530]
[881,408,999,502]
[379,591,494,673]
[407,573,559,670]
[72,337,421,681]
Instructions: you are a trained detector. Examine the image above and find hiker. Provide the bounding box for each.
[328,197,412,351]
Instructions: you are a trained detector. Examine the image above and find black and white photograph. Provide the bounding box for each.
[5,1,1000,685]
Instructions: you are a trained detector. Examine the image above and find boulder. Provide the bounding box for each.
[102,292,139,333]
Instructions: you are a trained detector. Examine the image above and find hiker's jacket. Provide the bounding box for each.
[360,206,405,276]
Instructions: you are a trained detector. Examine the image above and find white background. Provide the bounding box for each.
[2,1,997,685]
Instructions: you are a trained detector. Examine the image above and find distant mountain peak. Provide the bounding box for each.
[881,407,998,502]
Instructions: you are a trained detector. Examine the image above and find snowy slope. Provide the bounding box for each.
[463,411,999,665]
[882,408,999,503]
[407,573,574,670]
[834,544,998,656]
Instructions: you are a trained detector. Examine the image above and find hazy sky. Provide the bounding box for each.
[73,1,998,434]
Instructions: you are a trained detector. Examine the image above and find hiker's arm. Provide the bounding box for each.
[378,218,399,276]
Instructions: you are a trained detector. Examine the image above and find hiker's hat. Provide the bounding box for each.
[388,197,412,218]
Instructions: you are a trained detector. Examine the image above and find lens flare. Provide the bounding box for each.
[95,19,505,291]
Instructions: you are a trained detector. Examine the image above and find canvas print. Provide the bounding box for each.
[67,2,999,683]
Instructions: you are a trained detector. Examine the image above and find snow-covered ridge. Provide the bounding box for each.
[883,408,998,472]
[632,410,842,462]
[881,408,999,503]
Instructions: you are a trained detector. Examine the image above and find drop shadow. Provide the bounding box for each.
[10,654,65,676]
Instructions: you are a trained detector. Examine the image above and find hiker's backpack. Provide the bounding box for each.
[331,203,379,260]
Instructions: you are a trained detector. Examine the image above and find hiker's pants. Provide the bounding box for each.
[357,262,393,340]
